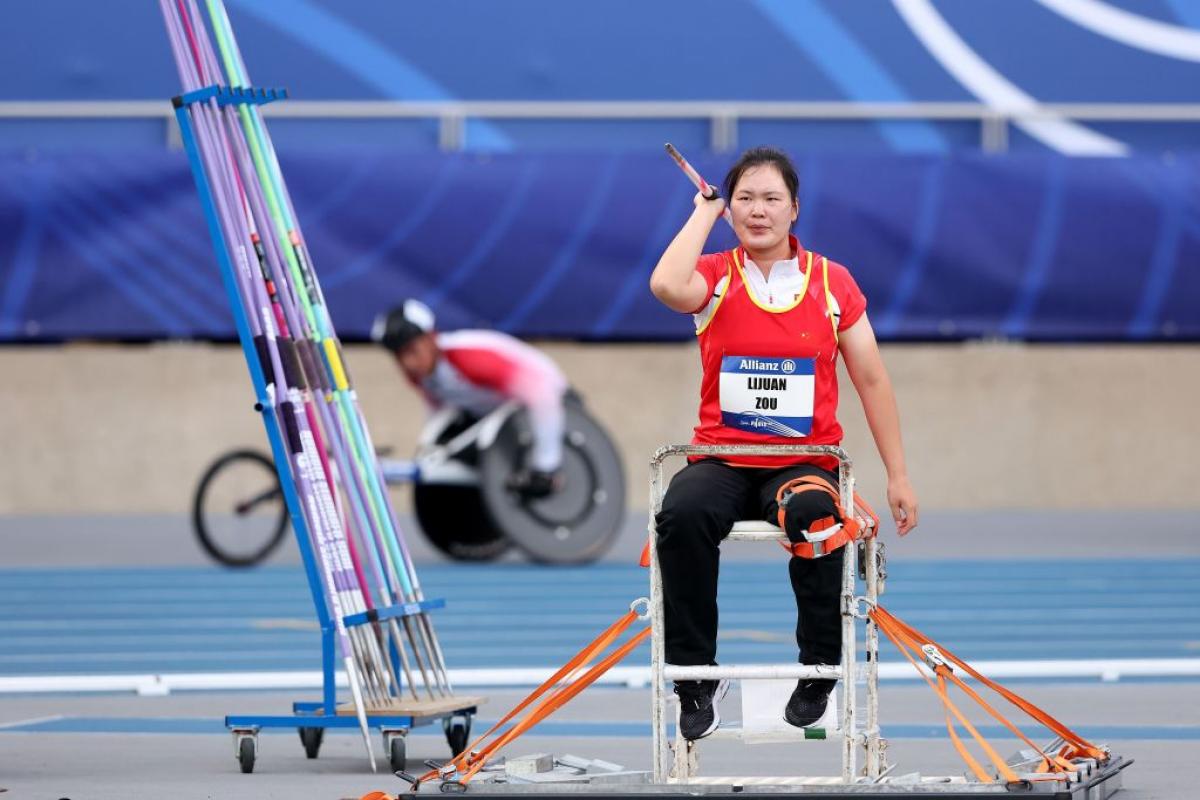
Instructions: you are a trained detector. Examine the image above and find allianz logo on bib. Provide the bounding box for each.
[723,356,813,376]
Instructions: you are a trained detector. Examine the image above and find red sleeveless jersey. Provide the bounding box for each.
[689,237,866,469]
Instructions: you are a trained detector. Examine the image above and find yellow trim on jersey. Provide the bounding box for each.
[734,248,812,314]
[821,256,839,347]
[694,256,733,336]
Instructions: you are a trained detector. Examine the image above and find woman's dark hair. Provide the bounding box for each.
[722,146,799,205]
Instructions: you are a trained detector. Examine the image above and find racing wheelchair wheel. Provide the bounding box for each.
[413,413,512,562]
[477,398,625,564]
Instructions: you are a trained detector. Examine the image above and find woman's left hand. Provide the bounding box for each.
[886,475,919,536]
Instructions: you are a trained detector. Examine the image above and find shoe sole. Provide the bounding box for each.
[688,679,730,741]
[783,708,822,729]
[783,692,830,729]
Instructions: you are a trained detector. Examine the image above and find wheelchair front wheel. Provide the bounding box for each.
[192,449,288,568]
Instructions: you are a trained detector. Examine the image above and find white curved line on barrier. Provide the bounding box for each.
[891,0,1128,156]
[1035,0,1200,63]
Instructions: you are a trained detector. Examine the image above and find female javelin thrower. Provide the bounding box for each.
[649,146,918,740]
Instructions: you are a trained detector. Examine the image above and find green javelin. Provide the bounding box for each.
[202,0,421,605]
[202,0,453,695]
[203,1,451,695]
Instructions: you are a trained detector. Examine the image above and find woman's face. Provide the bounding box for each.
[729,165,798,256]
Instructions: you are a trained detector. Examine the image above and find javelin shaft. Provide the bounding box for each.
[200,0,451,694]
[221,105,392,614]
[204,64,437,705]
[226,103,406,709]
[200,0,410,586]
[216,88,444,698]
[177,0,379,633]
[162,0,386,766]
[182,0,450,698]
[665,142,734,229]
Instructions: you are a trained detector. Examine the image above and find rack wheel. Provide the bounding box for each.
[444,714,471,756]
[388,734,407,773]
[237,735,256,774]
[298,726,323,759]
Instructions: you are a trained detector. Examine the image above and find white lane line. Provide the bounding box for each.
[891,0,1128,155]
[0,714,65,730]
[2,658,1199,694]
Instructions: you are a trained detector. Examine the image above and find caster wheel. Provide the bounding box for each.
[238,736,256,774]
[388,735,407,773]
[443,714,471,756]
[299,726,323,759]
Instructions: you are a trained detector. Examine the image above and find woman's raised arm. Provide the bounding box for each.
[649,192,725,313]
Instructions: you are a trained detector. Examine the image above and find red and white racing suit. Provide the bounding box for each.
[412,330,567,472]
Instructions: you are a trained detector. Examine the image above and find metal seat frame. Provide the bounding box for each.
[648,444,886,785]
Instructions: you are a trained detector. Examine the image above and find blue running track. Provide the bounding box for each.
[2,559,1199,676]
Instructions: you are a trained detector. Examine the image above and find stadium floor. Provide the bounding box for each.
[1,511,1197,799]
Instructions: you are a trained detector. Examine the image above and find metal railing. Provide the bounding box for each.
[3,100,1199,152]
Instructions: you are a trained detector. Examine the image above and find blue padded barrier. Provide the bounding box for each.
[1,151,1196,342]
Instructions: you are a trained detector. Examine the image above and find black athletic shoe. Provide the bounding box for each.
[784,678,837,728]
[506,469,563,499]
[674,678,729,740]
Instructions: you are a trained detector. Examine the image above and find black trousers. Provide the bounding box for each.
[655,458,844,668]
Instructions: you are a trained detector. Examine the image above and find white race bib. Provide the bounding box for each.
[719,356,814,437]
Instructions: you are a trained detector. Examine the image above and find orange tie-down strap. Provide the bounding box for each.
[637,485,879,567]
[399,608,649,790]
[774,477,879,559]
[869,605,1108,785]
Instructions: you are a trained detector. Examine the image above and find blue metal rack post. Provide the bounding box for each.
[173,84,475,774]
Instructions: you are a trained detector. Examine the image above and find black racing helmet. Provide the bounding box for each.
[371,299,436,352]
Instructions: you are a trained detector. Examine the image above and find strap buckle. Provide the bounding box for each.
[921,644,951,672]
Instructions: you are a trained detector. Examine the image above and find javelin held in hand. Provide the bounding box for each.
[665,143,733,229]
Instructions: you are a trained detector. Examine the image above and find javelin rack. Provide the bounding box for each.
[173,84,480,775]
